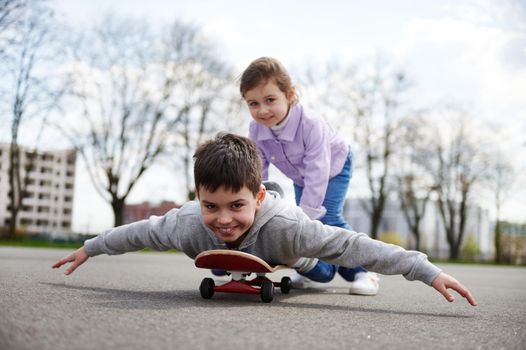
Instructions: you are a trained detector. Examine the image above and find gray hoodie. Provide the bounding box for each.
[85,193,442,285]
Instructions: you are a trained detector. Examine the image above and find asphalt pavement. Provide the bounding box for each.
[0,247,524,350]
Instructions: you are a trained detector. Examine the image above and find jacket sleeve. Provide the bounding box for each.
[249,123,270,181]
[258,145,270,181]
[298,121,331,220]
[293,214,442,285]
[84,209,182,256]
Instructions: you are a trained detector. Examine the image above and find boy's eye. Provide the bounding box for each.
[205,204,216,210]
[248,101,258,107]
[266,98,275,103]
[231,203,243,209]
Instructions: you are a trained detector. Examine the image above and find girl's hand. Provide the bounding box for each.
[52,246,89,275]
[431,272,478,306]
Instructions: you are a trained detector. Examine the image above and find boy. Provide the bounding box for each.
[53,133,477,307]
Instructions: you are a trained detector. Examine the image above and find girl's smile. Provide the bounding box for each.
[244,79,293,128]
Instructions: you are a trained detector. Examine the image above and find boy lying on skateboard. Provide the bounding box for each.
[53,133,477,307]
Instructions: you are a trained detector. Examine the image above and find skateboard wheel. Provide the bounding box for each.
[200,278,215,299]
[260,281,274,303]
[280,276,292,294]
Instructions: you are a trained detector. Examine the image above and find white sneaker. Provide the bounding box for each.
[290,271,313,289]
[348,272,379,296]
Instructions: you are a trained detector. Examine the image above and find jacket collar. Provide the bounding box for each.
[236,195,285,249]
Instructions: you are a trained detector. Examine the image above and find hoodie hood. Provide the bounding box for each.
[233,194,287,250]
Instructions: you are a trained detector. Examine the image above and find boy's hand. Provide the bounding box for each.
[52,246,89,275]
[431,272,477,306]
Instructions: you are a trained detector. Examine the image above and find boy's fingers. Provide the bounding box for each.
[438,285,455,302]
[65,261,80,275]
[451,282,478,306]
[52,254,74,268]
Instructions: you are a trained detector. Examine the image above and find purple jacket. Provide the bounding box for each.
[249,103,349,220]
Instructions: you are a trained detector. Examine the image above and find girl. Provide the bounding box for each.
[240,57,379,295]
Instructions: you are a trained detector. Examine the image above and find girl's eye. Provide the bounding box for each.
[266,98,275,103]
[248,101,258,107]
[205,204,216,210]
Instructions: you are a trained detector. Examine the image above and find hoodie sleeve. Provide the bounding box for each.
[84,208,182,257]
[293,213,442,285]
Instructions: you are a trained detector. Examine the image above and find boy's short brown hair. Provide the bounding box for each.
[193,133,262,196]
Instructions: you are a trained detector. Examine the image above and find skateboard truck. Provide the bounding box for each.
[195,250,292,303]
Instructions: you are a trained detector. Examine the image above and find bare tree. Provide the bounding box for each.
[161,22,239,200]
[420,107,490,259]
[487,149,516,263]
[0,0,26,59]
[58,16,231,226]
[0,0,63,239]
[347,62,408,239]
[396,113,435,250]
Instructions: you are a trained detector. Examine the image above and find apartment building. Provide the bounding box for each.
[0,143,76,237]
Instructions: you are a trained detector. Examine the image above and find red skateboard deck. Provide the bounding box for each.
[194,249,292,303]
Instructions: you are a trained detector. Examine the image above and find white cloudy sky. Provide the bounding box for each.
[50,0,526,232]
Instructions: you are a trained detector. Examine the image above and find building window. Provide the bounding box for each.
[20,218,33,225]
[37,206,50,213]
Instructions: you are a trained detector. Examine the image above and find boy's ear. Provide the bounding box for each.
[256,184,266,207]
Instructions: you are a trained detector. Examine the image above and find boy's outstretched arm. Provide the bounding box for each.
[431,272,478,306]
[52,246,89,275]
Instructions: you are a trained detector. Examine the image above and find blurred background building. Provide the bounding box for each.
[123,200,181,224]
[345,198,493,260]
[0,144,76,238]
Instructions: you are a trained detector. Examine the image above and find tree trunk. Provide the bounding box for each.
[414,232,420,251]
[449,241,461,260]
[494,220,502,263]
[111,198,125,227]
[7,142,20,240]
[370,211,381,239]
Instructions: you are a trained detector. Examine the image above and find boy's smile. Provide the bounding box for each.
[244,79,292,128]
[198,185,265,247]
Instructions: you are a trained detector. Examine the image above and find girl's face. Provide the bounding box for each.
[244,79,293,128]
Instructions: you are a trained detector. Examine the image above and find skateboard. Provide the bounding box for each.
[194,249,292,303]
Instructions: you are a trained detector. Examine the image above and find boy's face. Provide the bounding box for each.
[244,79,293,128]
[198,184,265,246]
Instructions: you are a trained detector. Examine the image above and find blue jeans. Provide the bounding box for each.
[294,151,367,282]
